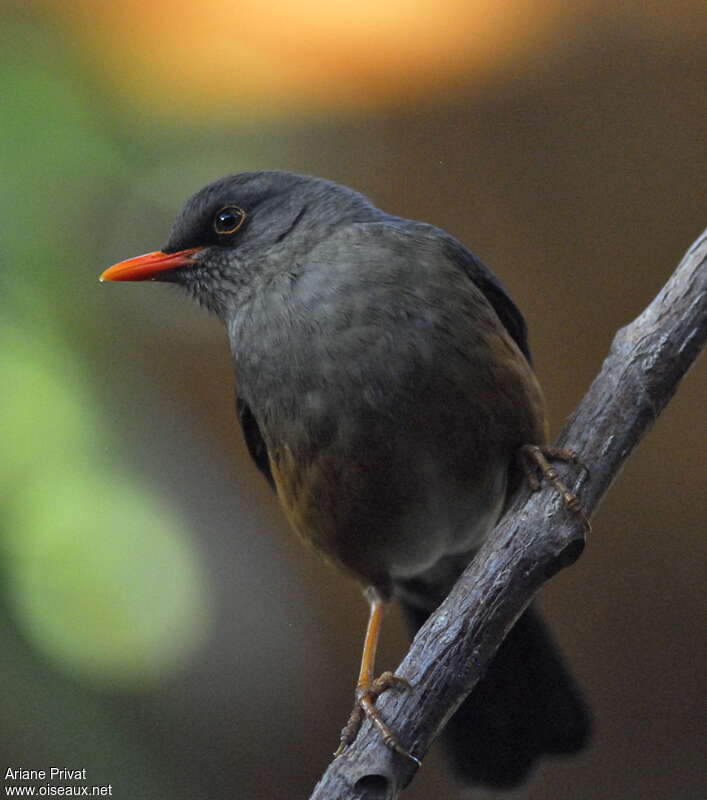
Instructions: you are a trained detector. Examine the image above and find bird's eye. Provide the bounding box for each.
[214,205,246,235]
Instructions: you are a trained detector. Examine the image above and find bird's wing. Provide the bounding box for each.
[235,395,275,490]
[440,237,532,364]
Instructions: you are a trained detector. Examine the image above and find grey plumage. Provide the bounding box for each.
[129,170,588,785]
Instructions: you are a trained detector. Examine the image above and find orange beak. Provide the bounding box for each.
[99,248,203,282]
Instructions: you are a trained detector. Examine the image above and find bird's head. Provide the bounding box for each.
[100,170,378,319]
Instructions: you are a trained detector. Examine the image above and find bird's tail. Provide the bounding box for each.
[401,602,590,787]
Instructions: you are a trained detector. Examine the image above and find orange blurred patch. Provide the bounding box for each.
[38,0,565,117]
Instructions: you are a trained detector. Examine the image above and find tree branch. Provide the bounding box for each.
[310,229,707,800]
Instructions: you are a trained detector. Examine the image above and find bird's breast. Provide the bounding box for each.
[228,262,545,591]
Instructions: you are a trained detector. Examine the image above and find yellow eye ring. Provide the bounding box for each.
[214,205,246,235]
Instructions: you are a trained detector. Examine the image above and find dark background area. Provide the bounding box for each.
[1,2,705,798]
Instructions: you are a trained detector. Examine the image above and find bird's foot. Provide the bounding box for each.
[334,671,420,765]
[518,445,590,529]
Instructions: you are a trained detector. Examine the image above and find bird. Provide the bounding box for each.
[100,170,589,787]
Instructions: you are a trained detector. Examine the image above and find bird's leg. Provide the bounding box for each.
[518,444,590,529]
[334,594,419,765]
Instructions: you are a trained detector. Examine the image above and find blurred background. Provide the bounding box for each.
[1,1,705,798]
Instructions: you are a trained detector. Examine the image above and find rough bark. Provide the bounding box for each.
[310,229,707,800]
